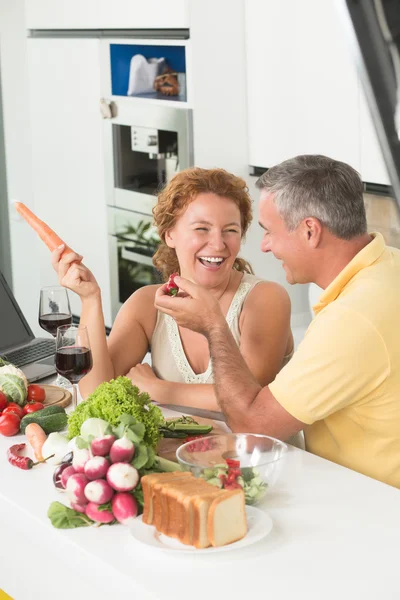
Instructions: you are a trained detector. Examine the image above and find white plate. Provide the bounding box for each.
[129,506,273,554]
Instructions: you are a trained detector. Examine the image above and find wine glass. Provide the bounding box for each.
[39,286,73,388]
[55,325,93,410]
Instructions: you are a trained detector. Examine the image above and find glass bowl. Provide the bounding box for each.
[176,433,288,505]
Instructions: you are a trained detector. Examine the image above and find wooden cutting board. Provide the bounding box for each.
[156,415,228,463]
[41,384,72,409]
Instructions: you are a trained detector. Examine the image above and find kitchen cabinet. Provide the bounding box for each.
[27,37,112,326]
[245,0,389,185]
[25,0,189,30]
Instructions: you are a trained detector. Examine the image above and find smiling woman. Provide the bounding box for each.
[51,167,294,416]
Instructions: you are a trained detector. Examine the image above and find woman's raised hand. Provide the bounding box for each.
[51,244,100,300]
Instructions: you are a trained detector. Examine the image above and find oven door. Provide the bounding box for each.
[108,207,162,320]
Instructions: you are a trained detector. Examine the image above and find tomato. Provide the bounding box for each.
[23,402,44,415]
[0,391,7,412]
[0,413,20,436]
[2,404,24,419]
[27,384,46,402]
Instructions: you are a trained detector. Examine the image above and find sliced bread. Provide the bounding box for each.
[207,488,247,547]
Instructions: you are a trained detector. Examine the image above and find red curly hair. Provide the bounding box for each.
[152,167,254,280]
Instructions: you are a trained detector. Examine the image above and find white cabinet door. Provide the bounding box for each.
[25,0,188,30]
[27,38,112,326]
[25,0,101,29]
[246,0,360,170]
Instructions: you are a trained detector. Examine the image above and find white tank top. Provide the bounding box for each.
[150,273,293,384]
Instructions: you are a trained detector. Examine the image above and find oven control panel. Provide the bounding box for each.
[130,126,159,154]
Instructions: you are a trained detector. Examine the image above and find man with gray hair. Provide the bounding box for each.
[155,155,400,488]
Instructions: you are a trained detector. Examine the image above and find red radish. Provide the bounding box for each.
[72,448,90,473]
[91,435,116,457]
[111,493,138,525]
[109,437,135,464]
[60,465,76,489]
[85,502,114,524]
[84,480,114,504]
[106,462,139,492]
[66,473,89,505]
[71,501,88,513]
[84,456,110,480]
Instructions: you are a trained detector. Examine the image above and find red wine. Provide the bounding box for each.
[39,313,72,336]
[55,347,93,384]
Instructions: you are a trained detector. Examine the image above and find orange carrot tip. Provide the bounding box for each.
[15,202,74,257]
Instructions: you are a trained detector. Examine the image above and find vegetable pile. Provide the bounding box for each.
[0,365,51,437]
[67,377,164,448]
[67,378,212,444]
[48,414,181,529]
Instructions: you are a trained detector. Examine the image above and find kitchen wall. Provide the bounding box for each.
[364,194,400,248]
[0,0,41,335]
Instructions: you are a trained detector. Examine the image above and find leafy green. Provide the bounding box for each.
[48,502,93,529]
[67,377,164,448]
[131,443,149,470]
[0,369,27,406]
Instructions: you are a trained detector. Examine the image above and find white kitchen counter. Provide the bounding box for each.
[0,409,399,600]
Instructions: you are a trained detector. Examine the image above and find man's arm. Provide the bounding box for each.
[207,322,304,438]
[154,277,305,438]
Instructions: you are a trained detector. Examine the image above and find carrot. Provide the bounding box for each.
[15,202,74,256]
[25,423,47,461]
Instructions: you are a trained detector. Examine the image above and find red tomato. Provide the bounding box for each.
[2,404,24,419]
[0,391,7,412]
[27,384,46,402]
[23,402,44,415]
[0,413,20,436]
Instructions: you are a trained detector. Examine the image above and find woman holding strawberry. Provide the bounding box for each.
[52,168,294,413]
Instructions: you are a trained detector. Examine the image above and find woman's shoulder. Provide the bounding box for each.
[116,284,161,330]
[242,275,291,311]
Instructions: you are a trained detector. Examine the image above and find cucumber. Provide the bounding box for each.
[20,409,68,434]
[36,405,66,417]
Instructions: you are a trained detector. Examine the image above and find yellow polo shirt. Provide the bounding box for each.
[270,233,400,488]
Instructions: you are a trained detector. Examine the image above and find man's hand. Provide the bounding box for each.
[154,276,225,336]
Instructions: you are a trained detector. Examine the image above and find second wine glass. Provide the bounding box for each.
[55,325,93,410]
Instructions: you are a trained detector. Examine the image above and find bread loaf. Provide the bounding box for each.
[141,472,247,548]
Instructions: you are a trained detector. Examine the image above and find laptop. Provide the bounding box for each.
[0,270,57,382]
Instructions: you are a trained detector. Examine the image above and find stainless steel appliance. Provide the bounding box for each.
[106,100,193,319]
[105,102,193,214]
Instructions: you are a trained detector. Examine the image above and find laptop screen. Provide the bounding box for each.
[0,272,33,353]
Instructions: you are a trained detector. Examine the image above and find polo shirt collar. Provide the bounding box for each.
[312,232,386,315]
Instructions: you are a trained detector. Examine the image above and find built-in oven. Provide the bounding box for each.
[108,206,162,318]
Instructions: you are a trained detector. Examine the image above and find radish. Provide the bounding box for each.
[71,501,88,514]
[72,448,90,473]
[60,465,76,489]
[84,480,114,504]
[84,456,110,480]
[106,462,139,492]
[111,492,138,525]
[109,437,135,464]
[66,473,89,505]
[85,502,114,524]
[91,435,116,457]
